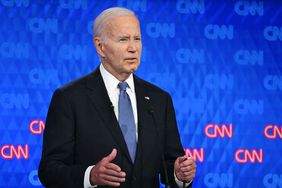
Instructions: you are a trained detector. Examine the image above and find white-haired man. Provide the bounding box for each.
[39,7,196,188]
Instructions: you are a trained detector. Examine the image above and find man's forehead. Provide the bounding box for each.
[106,16,140,35]
[106,15,139,27]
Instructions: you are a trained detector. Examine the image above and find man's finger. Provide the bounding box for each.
[103,148,117,162]
[103,167,126,178]
[187,156,195,162]
[102,179,122,187]
[178,155,187,163]
[180,157,195,167]
[183,170,196,177]
[180,165,193,172]
[105,162,123,172]
[101,173,126,183]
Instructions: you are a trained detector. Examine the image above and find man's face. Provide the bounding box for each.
[98,15,142,80]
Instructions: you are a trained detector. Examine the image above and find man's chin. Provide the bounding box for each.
[130,67,138,73]
[124,61,139,71]
[131,64,140,72]
[124,66,138,73]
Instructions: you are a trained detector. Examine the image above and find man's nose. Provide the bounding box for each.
[127,40,137,52]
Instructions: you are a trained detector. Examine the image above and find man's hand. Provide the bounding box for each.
[90,148,126,186]
[174,155,196,182]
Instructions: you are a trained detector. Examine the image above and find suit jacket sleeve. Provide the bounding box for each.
[38,89,87,188]
[161,93,192,188]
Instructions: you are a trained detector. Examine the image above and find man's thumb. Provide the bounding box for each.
[104,148,117,162]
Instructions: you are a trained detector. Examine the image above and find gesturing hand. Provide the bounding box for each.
[90,148,126,186]
[174,155,196,183]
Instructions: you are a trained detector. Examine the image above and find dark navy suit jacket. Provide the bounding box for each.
[38,68,188,188]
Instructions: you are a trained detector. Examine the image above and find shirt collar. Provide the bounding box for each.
[99,64,135,94]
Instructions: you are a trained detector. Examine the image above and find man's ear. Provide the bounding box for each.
[93,37,105,58]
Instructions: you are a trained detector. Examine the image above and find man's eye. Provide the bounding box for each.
[119,38,128,42]
[135,37,141,41]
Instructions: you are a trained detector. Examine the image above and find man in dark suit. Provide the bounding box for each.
[38,7,196,188]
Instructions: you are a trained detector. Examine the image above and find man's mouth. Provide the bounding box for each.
[124,57,138,60]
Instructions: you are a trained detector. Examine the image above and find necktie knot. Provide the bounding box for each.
[118,82,128,92]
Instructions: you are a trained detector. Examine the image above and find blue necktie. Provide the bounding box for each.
[118,82,137,162]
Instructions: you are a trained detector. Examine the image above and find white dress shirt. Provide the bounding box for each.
[99,63,138,136]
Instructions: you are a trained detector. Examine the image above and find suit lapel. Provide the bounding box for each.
[133,76,154,171]
[85,69,132,162]
[134,76,153,136]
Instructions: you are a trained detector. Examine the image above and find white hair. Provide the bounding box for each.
[93,7,137,39]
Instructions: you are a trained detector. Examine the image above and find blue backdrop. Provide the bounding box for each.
[0,0,282,187]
